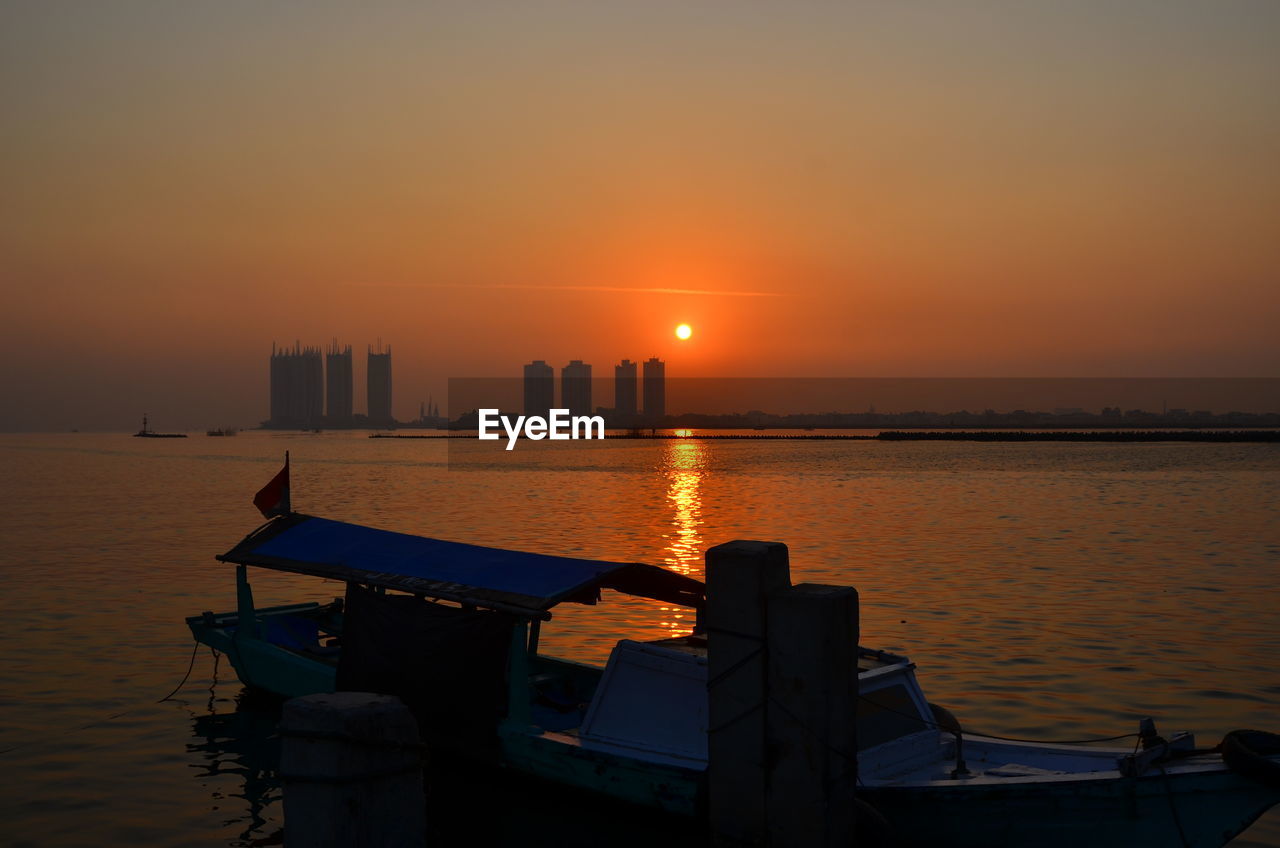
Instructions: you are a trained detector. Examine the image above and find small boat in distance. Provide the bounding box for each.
[186,512,1280,847]
[206,427,238,437]
[133,414,186,438]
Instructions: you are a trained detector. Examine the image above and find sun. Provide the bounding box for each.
[675,323,693,340]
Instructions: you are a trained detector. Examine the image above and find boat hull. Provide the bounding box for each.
[864,767,1280,848]
[186,603,338,699]
[499,728,1280,848]
[187,600,1279,847]
[502,728,702,815]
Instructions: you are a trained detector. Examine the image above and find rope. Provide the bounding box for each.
[703,625,765,643]
[704,630,766,734]
[706,645,763,689]
[0,639,212,756]
[1158,764,1193,848]
[706,700,763,735]
[857,692,1139,746]
[966,729,1140,745]
[767,694,860,769]
[157,639,201,702]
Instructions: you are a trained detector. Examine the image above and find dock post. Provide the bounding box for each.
[766,584,859,847]
[279,692,426,848]
[705,540,792,847]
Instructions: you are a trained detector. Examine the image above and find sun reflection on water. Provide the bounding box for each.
[658,439,707,636]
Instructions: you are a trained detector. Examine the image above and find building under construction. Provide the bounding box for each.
[267,340,395,429]
[367,344,393,426]
[325,342,353,426]
[269,342,324,429]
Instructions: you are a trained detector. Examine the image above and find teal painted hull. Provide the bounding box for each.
[500,726,701,816]
[185,602,339,699]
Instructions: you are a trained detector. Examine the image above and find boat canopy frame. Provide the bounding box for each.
[216,513,706,621]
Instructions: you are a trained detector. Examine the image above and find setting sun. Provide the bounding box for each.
[675,324,693,340]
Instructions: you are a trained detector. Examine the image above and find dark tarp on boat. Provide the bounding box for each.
[336,584,512,760]
[216,513,705,617]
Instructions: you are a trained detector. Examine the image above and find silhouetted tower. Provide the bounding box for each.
[367,343,393,426]
[269,341,324,429]
[303,348,323,426]
[561,360,592,417]
[643,357,665,424]
[269,345,290,426]
[523,360,554,418]
[615,359,638,421]
[325,341,353,425]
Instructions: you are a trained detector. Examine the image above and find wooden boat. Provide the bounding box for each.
[188,513,1280,847]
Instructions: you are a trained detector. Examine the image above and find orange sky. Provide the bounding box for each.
[1,3,1278,429]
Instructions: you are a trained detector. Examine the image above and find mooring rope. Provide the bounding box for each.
[157,639,202,703]
[0,640,215,756]
[856,692,1140,746]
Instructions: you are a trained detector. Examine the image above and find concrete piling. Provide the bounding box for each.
[706,541,860,847]
[279,691,426,848]
[706,540,792,846]
[766,584,859,847]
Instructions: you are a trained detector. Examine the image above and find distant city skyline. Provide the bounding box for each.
[2,4,1278,431]
[266,340,395,428]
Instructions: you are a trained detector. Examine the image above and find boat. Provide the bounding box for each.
[188,512,1280,847]
[134,414,187,438]
[206,427,238,437]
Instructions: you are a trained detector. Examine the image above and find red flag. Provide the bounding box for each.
[253,453,291,517]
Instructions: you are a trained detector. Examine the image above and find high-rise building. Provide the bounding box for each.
[615,359,638,420]
[269,347,289,425]
[367,344,393,425]
[325,341,353,425]
[523,360,555,418]
[269,342,324,429]
[561,360,592,417]
[643,357,665,423]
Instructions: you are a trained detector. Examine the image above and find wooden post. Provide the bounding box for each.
[705,540,792,847]
[766,584,859,847]
[279,692,426,848]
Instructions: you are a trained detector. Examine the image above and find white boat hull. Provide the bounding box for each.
[862,736,1280,847]
[869,768,1278,847]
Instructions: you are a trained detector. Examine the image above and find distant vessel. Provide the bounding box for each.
[134,414,186,438]
[206,427,238,437]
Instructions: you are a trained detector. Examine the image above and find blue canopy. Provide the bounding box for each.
[217,514,705,618]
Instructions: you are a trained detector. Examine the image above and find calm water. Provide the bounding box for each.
[1,431,1278,846]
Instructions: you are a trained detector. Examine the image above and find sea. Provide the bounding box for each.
[1,430,1277,847]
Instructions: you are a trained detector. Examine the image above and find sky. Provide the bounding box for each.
[2,1,1278,430]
